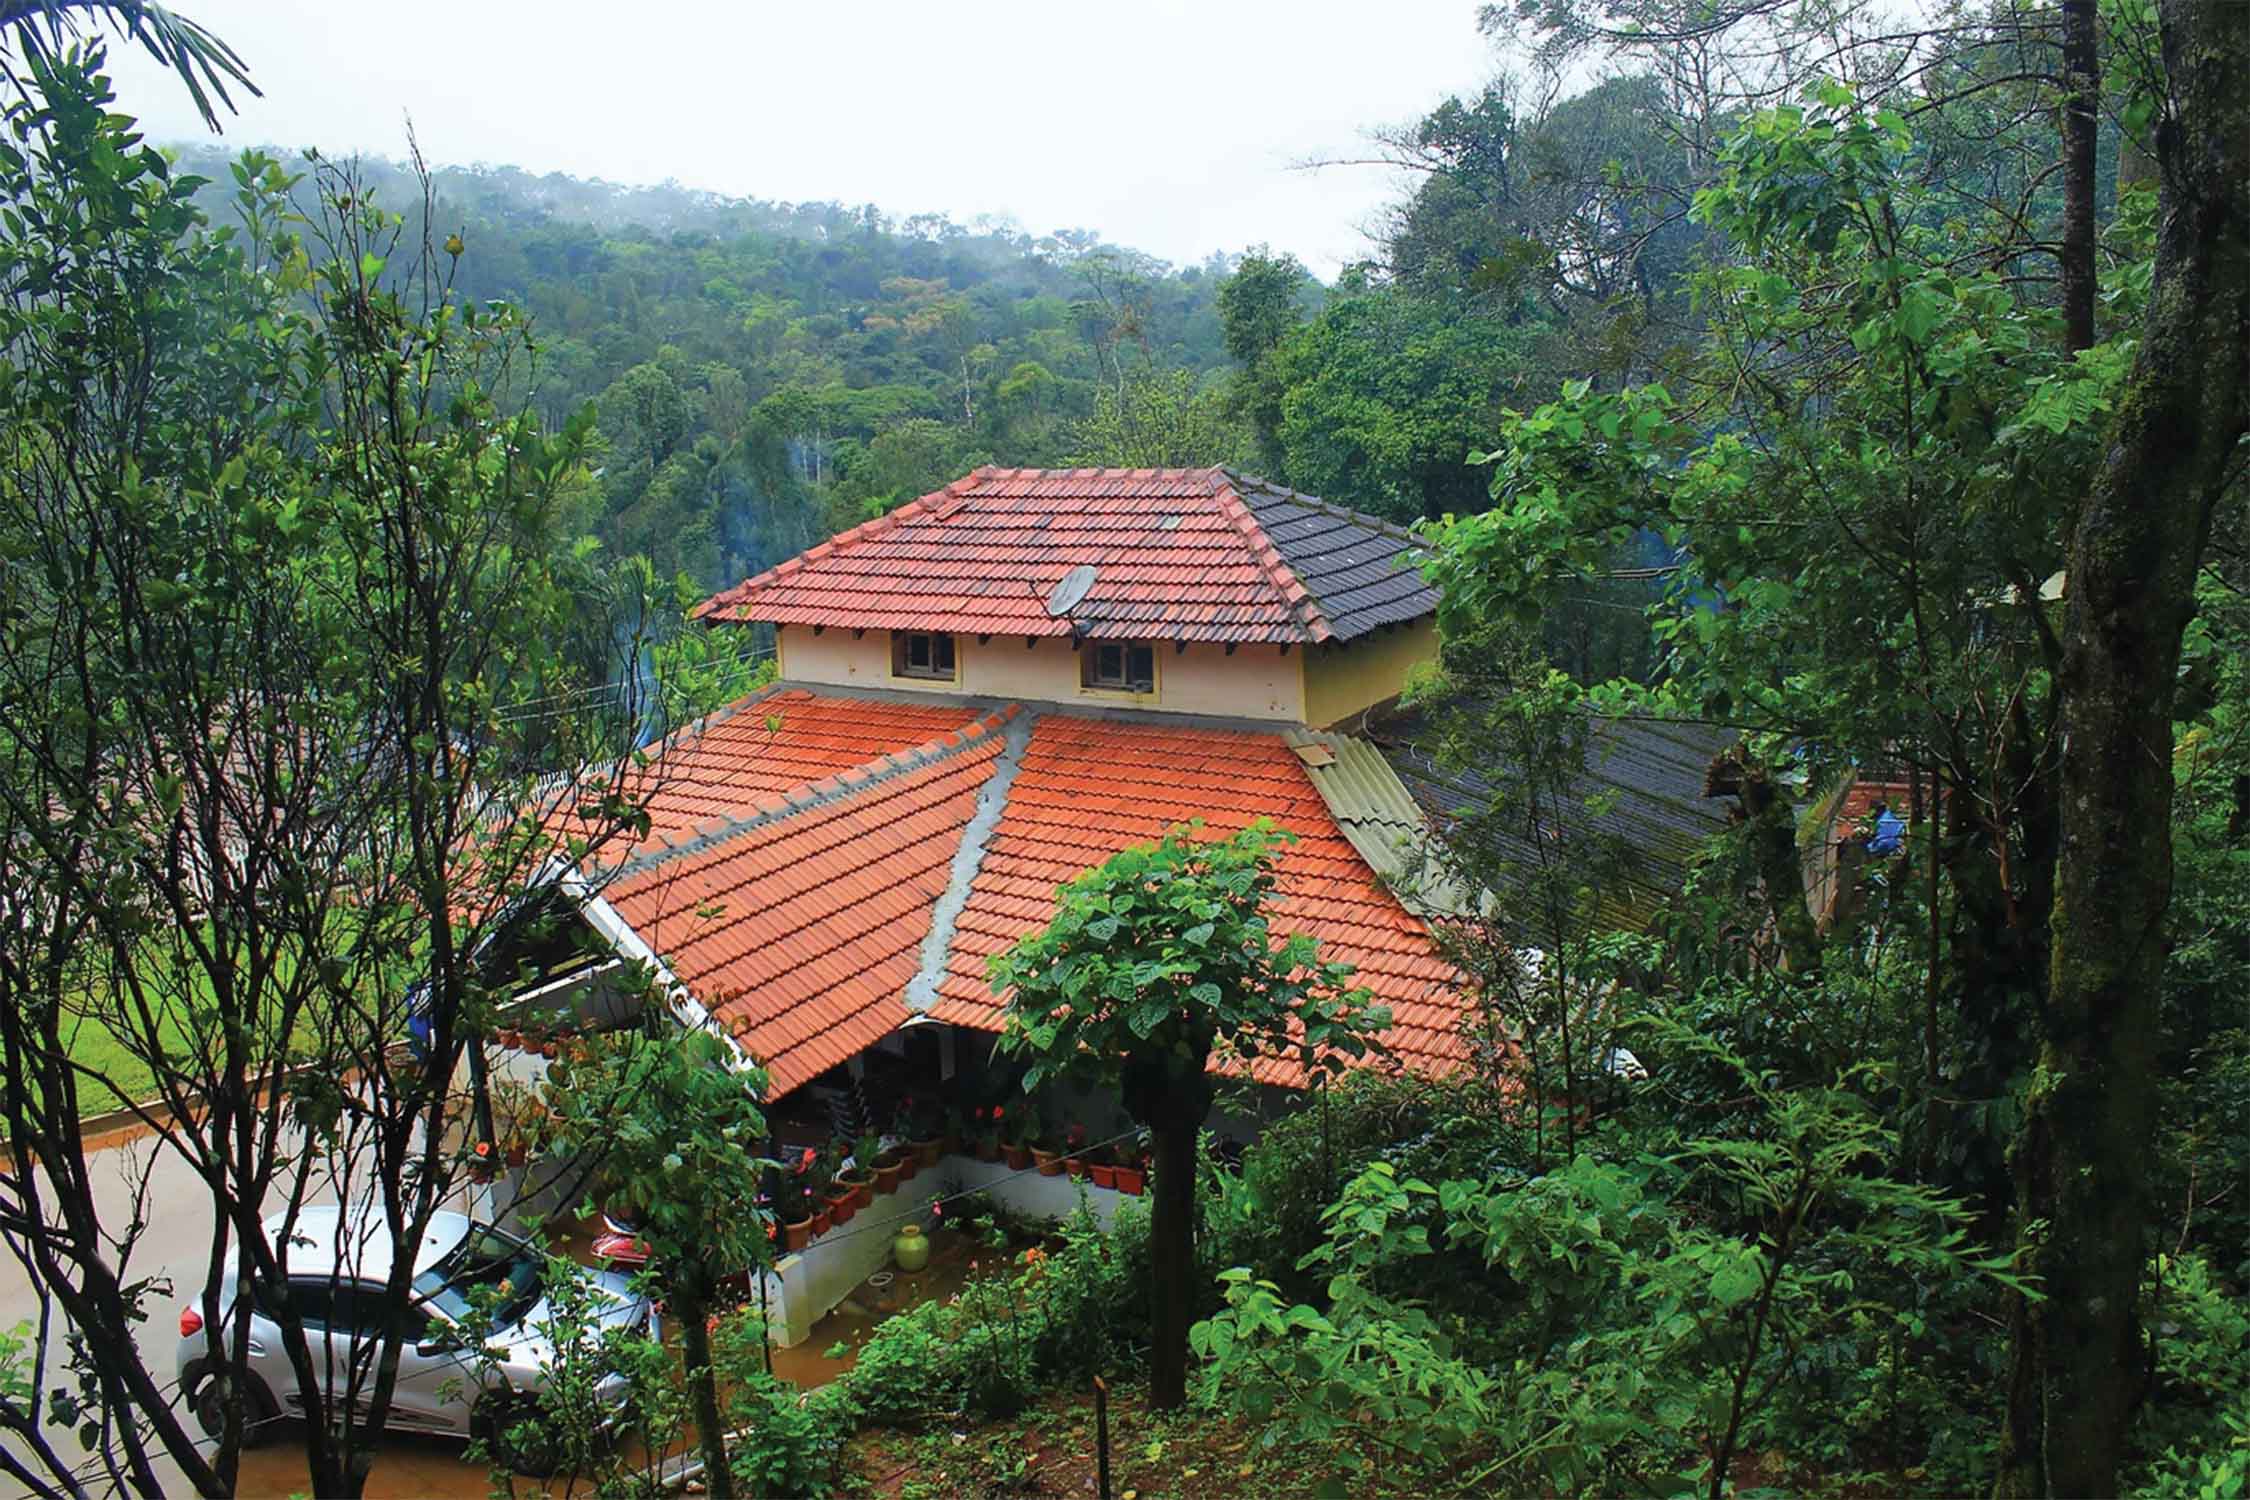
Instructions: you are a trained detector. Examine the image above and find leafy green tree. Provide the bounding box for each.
[992,821,1389,1410]
[541,1023,776,1500]
[1272,276,1539,520]
[1064,367,1249,469]
[1216,247,1310,474]
[1193,1027,2021,1498]
[1426,34,2248,1489]
[0,54,663,1498]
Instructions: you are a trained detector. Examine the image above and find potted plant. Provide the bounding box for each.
[807,1143,854,1227]
[1002,1105,1037,1171]
[779,1170,817,1252]
[1086,1141,1118,1191]
[906,1095,944,1166]
[1111,1136,1148,1196]
[1062,1121,1090,1180]
[972,1106,1002,1162]
[1030,1127,1066,1176]
[858,1130,902,1195]
[832,1140,873,1218]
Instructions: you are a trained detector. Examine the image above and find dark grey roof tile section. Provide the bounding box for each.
[1225,469,1442,641]
[1368,704,1735,926]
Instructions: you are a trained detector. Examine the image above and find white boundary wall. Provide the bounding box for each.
[758,1154,1136,1347]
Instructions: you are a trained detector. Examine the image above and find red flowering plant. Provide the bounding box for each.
[972,1104,1003,1157]
[1062,1122,1089,1156]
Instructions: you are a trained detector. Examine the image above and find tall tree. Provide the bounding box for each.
[0,57,659,1499]
[1997,0,2250,1488]
[1216,247,1310,474]
[993,822,1388,1410]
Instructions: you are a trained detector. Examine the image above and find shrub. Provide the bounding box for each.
[838,1195,1155,1427]
[712,1311,850,1498]
[1209,1072,1524,1304]
[2133,1254,2250,1481]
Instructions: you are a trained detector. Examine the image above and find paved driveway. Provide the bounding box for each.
[0,1128,498,1499]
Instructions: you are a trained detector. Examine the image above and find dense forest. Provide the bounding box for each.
[167,145,1254,588]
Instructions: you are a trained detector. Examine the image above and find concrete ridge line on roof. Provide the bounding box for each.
[608,701,1021,882]
[1212,482,1336,645]
[1219,466,1429,549]
[904,707,1036,1014]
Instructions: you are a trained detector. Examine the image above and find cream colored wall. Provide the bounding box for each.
[774,627,1307,721]
[1300,616,1440,729]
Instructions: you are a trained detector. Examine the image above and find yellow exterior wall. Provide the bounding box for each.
[770,627,1307,721]
[1300,617,1440,729]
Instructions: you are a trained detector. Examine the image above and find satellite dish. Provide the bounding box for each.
[1044,564,1097,617]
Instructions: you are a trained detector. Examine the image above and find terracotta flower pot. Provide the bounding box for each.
[1031,1147,1065,1177]
[975,1139,1001,1162]
[1112,1165,1146,1195]
[811,1208,833,1237]
[840,1175,873,1210]
[895,1152,920,1184]
[1004,1144,1032,1171]
[1066,1156,1089,1181]
[782,1217,813,1252]
[914,1137,943,1167]
[874,1161,902,1195]
[1089,1163,1118,1190]
[827,1191,857,1226]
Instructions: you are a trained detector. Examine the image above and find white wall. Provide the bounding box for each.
[758,1153,1135,1346]
[777,628,1305,721]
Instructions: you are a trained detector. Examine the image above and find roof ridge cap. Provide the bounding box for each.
[1220,466,1429,548]
[1213,474,1335,645]
[607,702,1023,881]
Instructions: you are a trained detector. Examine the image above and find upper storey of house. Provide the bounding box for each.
[693,467,1442,728]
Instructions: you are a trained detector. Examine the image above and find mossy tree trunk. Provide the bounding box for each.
[1996,0,2249,1489]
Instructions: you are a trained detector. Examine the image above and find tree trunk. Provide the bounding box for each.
[1996,0,2250,1490]
[2058,0,2101,352]
[1145,1111,1199,1411]
[674,1276,736,1500]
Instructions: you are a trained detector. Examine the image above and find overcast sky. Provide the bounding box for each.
[101,1,1502,276]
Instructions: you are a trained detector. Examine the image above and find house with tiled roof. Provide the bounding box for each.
[504,466,1728,1343]
[574,468,1463,1097]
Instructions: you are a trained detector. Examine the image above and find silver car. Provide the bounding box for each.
[176,1206,654,1470]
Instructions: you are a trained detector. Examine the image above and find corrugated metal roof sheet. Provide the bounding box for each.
[1369,706,1732,927]
[1284,729,1483,921]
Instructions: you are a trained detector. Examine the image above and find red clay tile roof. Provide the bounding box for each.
[692,467,1438,646]
[925,714,1470,1084]
[575,686,1472,1099]
[596,688,987,861]
[602,706,1017,1098]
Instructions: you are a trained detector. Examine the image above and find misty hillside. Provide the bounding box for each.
[168,145,1256,589]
